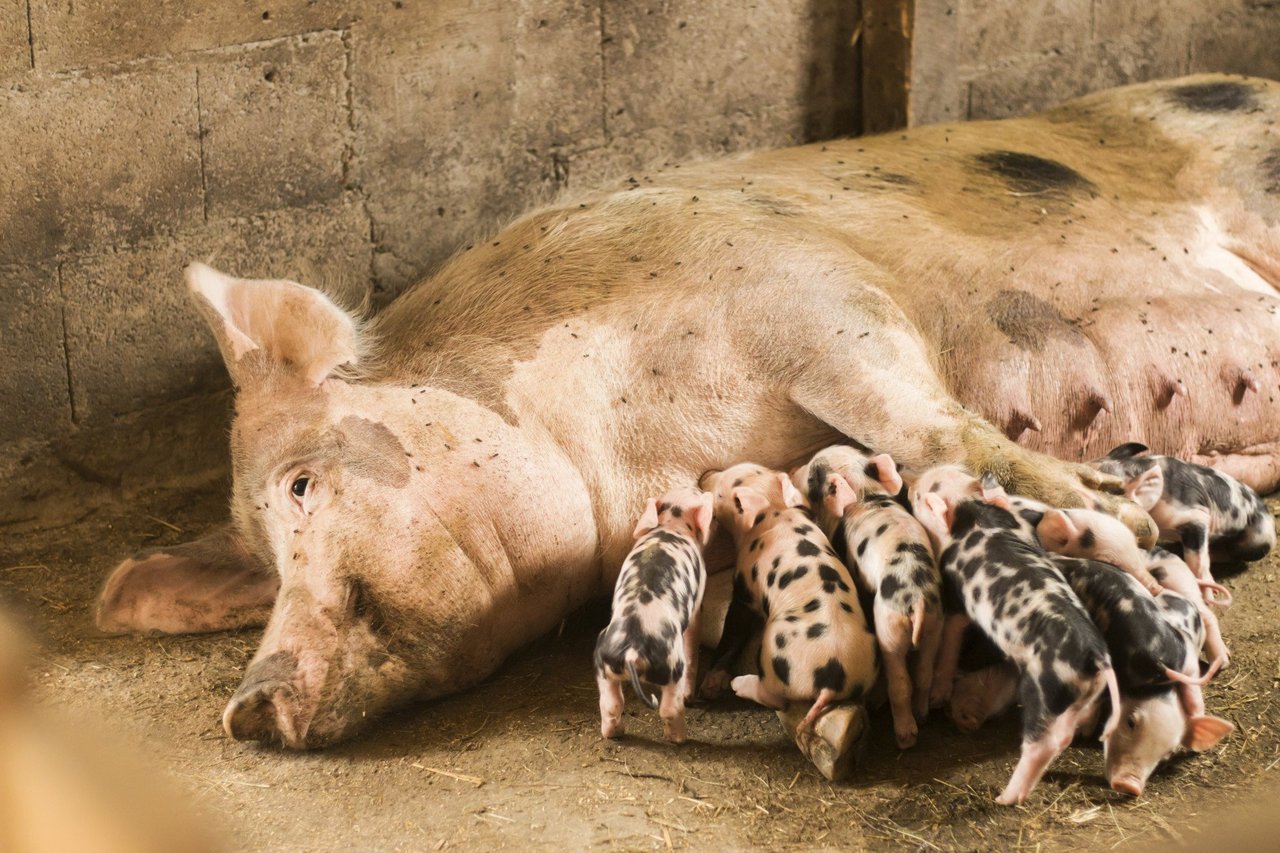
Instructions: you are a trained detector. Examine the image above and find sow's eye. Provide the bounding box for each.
[290,475,311,501]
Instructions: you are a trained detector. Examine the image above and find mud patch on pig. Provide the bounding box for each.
[1168,80,1257,113]
[973,150,1096,198]
[336,416,410,488]
[985,290,1085,352]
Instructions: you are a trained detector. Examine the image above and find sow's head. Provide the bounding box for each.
[153,263,592,748]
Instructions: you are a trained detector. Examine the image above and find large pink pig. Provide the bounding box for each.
[96,75,1280,747]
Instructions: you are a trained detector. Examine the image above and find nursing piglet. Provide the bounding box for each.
[595,486,712,743]
[1148,547,1232,665]
[793,445,942,748]
[912,465,1119,805]
[1046,555,1232,797]
[706,463,878,731]
[1094,443,1275,590]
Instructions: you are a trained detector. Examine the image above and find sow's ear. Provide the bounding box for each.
[185,261,359,387]
[1184,715,1234,751]
[96,525,278,636]
[633,498,661,540]
[1126,466,1164,511]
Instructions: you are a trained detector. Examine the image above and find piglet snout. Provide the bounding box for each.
[1109,775,1144,798]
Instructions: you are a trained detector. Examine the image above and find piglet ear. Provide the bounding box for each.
[1126,466,1164,511]
[868,453,903,496]
[731,488,771,529]
[917,492,952,537]
[778,472,807,509]
[186,262,359,388]
[1184,715,1234,751]
[1036,509,1076,550]
[690,493,715,545]
[633,498,661,539]
[979,472,1012,510]
[823,473,858,520]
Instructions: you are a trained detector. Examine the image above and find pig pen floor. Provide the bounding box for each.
[4,481,1280,852]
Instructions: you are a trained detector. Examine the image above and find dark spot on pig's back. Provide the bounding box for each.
[337,416,411,488]
[1263,149,1280,195]
[1168,80,1257,113]
[985,290,1085,352]
[973,150,1096,197]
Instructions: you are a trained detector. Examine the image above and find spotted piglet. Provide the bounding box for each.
[1043,554,1232,797]
[1038,506,1233,664]
[1035,508,1163,595]
[911,465,1120,805]
[793,445,942,748]
[704,463,878,731]
[595,486,712,743]
[1093,443,1275,592]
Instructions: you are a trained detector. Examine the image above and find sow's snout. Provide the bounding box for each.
[222,651,306,747]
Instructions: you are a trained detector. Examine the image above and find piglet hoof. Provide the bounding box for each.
[601,718,625,739]
[894,721,919,750]
[698,669,732,701]
[951,703,984,735]
[994,788,1027,807]
[776,701,869,783]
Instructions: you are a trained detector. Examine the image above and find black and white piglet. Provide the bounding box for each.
[1093,442,1275,591]
[911,465,1120,805]
[1047,555,1232,797]
[595,486,712,743]
[793,444,943,748]
[703,463,879,732]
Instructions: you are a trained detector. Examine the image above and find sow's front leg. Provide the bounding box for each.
[785,290,1154,545]
[96,525,278,635]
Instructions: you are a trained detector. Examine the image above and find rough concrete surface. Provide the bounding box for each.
[1,485,1278,850]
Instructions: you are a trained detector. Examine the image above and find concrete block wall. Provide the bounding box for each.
[0,0,859,514]
[910,0,1280,124]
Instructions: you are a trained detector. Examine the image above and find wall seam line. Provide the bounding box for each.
[55,261,78,425]
[24,0,34,68]
[195,69,210,223]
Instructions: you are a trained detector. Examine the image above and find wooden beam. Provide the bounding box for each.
[861,0,914,133]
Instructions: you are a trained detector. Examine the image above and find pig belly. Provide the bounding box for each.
[953,292,1280,490]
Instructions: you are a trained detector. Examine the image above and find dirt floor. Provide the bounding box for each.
[3,480,1280,851]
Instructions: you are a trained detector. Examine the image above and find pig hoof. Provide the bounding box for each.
[952,707,983,734]
[663,720,688,744]
[894,724,918,750]
[601,719,625,739]
[776,701,869,783]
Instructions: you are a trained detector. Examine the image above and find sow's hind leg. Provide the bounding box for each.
[785,282,1151,542]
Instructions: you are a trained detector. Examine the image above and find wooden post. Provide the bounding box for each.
[862,0,914,133]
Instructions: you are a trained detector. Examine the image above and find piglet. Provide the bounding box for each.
[594,486,712,743]
[1045,554,1232,797]
[793,445,943,748]
[1148,547,1232,665]
[912,465,1120,805]
[1036,508,1162,595]
[1094,443,1275,593]
[704,463,878,733]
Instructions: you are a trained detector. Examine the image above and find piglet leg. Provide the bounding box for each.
[912,611,944,721]
[730,675,786,709]
[598,673,626,739]
[1200,604,1231,667]
[1178,512,1217,595]
[680,613,700,704]
[930,613,971,708]
[877,609,919,748]
[658,682,688,744]
[996,734,1062,806]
